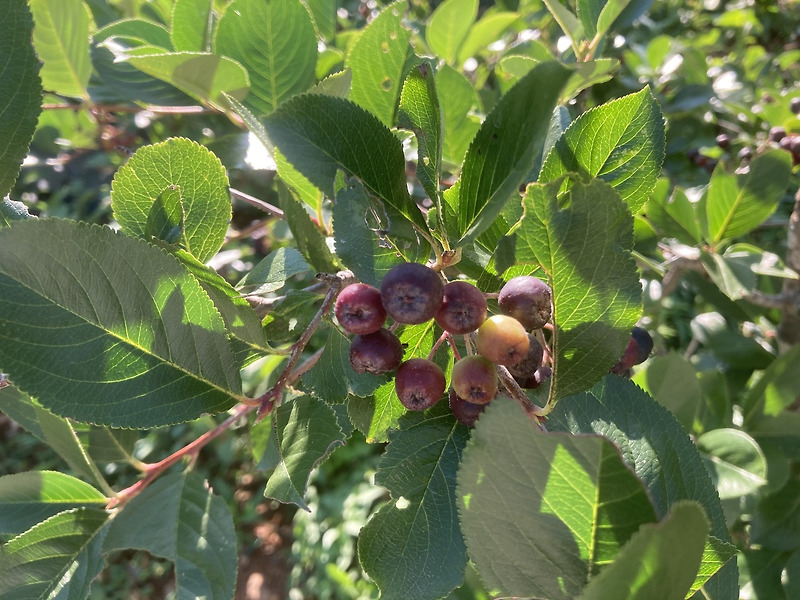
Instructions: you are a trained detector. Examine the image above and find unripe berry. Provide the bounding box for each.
[451,355,498,405]
[475,315,530,366]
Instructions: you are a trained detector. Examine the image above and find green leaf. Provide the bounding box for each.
[0,472,106,536]
[576,501,708,600]
[705,150,792,244]
[577,0,603,39]
[518,179,641,404]
[596,0,635,38]
[275,146,322,213]
[750,475,800,551]
[171,0,215,52]
[80,426,139,465]
[645,183,704,245]
[692,536,739,599]
[263,396,345,509]
[0,387,111,492]
[119,50,250,111]
[436,65,480,167]
[0,219,242,428]
[145,185,184,245]
[0,199,35,228]
[425,0,478,65]
[331,182,403,288]
[111,137,231,263]
[701,250,757,301]
[262,289,321,344]
[347,0,414,127]
[456,11,520,65]
[264,93,428,232]
[359,407,469,600]
[632,352,702,433]
[278,183,338,273]
[90,21,193,106]
[539,87,665,214]
[235,246,310,295]
[743,344,800,425]
[304,326,391,404]
[542,0,584,45]
[305,0,337,41]
[495,56,617,103]
[458,397,658,599]
[697,429,767,500]
[398,61,443,209]
[454,61,571,245]
[30,0,92,99]
[548,376,738,597]
[172,249,273,365]
[0,507,109,600]
[102,471,237,600]
[214,0,316,116]
[0,1,42,200]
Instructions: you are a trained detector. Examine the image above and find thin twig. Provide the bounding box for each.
[230,188,285,218]
[495,365,546,424]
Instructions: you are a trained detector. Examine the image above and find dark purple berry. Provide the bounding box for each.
[380,262,444,325]
[738,147,753,161]
[335,283,386,335]
[716,133,730,150]
[497,276,552,330]
[791,97,800,115]
[451,355,498,405]
[507,335,544,380]
[349,328,403,374]
[780,136,793,152]
[395,358,446,411]
[435,281,487,334]
[449,389,486,427]
[769,126,786,143]
[630,326,653,364]
[475,315,530,366]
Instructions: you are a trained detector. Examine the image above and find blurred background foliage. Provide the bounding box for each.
[3,0,800,597]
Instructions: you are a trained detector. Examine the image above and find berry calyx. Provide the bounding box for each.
[395,358,446,411]
[451,355,498,405]
[335,283,386,335]
[498,276,552,330]
[349,328,403,374]
[435,281,487,334]
[380,262,444,325]
[475,315,530,366]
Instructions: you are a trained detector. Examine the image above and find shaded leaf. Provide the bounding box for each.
[103,471,237,600]
[0,219,242,428]
[235,246,310,295]
[697,429,767,500]
[145,185,184,245]
[264,93,428,231]
[456,11,519,65]
[576,501,708,600]
[0,1,42,200]
[436,65,480,166]
[632,352,702,433]
[0,199,35,228]
[119,50,250,111]
[359,406,469,600]
[548,376,739,598]
[454,61,571,245]
[0,387,110,492]
[518,178,641,405]
[0,508,109,600]
[331,181,403,288]
[214,0,316,116]
[263,396,345,510]
[111,137,231,263]
[278,183,338,273]
[458,397,657,599]
[0,471,106,536]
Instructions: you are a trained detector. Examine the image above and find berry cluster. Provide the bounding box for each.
[334,263,555,427]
